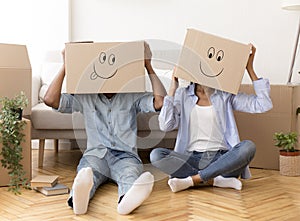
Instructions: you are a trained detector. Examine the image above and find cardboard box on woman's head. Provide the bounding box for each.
[175,29,251,94]
[65,41,145,94]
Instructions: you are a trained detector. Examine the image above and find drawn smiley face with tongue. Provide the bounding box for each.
[90,51,118,80]
[199,46,225,78]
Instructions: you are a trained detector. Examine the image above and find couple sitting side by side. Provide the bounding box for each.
[44,42,272,215]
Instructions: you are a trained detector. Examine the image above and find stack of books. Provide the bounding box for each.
[31,175,69,196]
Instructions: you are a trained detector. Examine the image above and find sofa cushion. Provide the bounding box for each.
[31,103,85,130]
[137,112,160,131]
[31,103,164,132]
[136,112,178,149]
[39,62,66,102]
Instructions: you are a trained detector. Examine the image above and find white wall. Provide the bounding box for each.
[0,0,69,76]
[70,0,300,84]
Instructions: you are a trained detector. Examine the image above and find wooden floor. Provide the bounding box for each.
[1,149,300,221]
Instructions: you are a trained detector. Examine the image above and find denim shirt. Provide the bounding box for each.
[159,78,273,178]
[57,92,155,159]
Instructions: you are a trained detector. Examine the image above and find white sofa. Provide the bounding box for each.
[30,51,178,167]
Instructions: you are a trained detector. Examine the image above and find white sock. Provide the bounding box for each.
[213,175,242,190]
[168,176,194,193]
[72,167,93,215]
[117,171,154,215]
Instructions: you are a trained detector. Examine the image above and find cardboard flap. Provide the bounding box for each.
[0,43,31,69]
[175,29,251,94]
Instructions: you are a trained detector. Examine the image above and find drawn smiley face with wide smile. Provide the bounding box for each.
[90,51,118,80]
[199,46,225,78]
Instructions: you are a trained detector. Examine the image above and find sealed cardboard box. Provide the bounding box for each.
[175,29,251,94]
[65,41,145,93]
[235,84,300,170]
[0,118,31,186]
[0,43,32,115]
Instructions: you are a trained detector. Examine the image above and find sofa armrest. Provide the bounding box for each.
[32,74,41,107]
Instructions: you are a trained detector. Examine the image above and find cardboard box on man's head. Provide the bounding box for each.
[0,43,32,115]
[65,41,145,94]
[175,29,251,94]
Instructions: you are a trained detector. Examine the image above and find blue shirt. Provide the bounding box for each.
[159,79,273,178]
[57,92,155,159]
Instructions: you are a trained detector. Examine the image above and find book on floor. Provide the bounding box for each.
[30,175,59,188]
[34,183,70,196]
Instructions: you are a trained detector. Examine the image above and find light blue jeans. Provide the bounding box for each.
[69,148,143,204]
[150,140,256,182]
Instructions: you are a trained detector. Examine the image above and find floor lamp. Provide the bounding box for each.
[282,0,300,83]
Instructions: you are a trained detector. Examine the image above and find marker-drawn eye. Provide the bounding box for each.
[216,50,224,62]
[108,54,116,65]
[99,52,106,64]
[207,47,215,59]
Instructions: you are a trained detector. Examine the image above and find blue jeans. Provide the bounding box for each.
[150,140,256,182]
[72,148,143,200]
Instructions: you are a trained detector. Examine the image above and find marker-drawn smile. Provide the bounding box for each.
[90,52,118,80]
[90,63,118,80]
[199,61,224,78]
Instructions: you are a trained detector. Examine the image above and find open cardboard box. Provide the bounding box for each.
[0,118,31,186]
[0,43,32,116]
[236,84,300,170]
[175,29,251,95]
[65,41,145,94]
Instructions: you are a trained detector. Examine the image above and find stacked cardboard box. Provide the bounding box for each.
[236,84,300,170]
[0,43,32,186]
[0,43,31,115]
[0,118,32,186]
